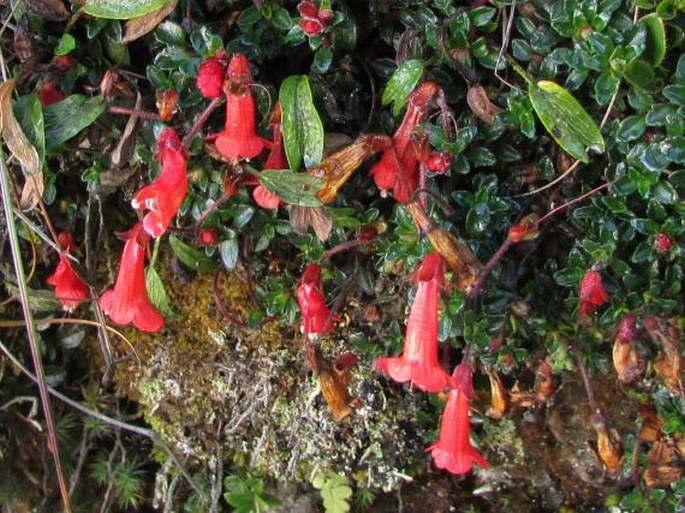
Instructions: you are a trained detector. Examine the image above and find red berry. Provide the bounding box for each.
[654,233,673,253]
[196,57,226,99]
[199,228,220,246]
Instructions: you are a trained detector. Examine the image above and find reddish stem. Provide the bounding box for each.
[213,268,247,328]
[468,238,513,301]
[194,192,231,238]
[108,105,161,121]
[320,239,366,263]
[536,182,611,226]
[183,96,224,151]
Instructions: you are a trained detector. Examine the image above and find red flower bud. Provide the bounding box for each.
[297,0,319,18]
[579,269,609,317]
[196,57,226,99]
[52,54,76,71]
[654,233,673,253]
[300,17,324,36]
[199,228,220,246]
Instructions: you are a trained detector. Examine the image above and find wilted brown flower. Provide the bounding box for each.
[644,316,682,393]
[612,314,645,385]
[591,413,624,476]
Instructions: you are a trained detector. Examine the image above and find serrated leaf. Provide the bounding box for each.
[145,266,175,317]
[382,60,424,116]
[83,0,172,20]
[169,234,218,273]
[639,13,666,66]
[43,95,106,152]
[528,80,605,162]
[5,284,62,312]
[257,169,324,207]
[279,75,324,171]
[320,474,352,513]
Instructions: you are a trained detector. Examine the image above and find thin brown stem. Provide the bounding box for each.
[213,268,247,328]
[108,105,161,121]
[468,238,513,301]
[573,347,599,414]
[536,181,611,225]
[320,239,366,263]
[0,147,72,512]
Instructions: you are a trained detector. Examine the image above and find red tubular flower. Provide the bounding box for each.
[374,253,454,392]
[46,232,89,311]
[196,56,227,99]
[579,268,609,317]
[254,103,286,209]
[132,128,188,238]
[214,54,267,160]
[297,264,333,337]
[427,363,488,475]
[371,82,438,203]
[99,223,164,333]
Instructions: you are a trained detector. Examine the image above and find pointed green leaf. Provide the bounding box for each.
[382,60,424,116]
[279,75,324,171]
[639,13,666,66]
[145,266,175,317]
[43,95,106,152]
[169,234,218,273]
[528,80,605,162]
[257,169,324,207]
[83,0,172,20]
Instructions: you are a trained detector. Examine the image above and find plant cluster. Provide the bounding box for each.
[0,0,683,511]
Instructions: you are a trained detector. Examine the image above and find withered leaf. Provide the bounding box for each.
[643,465,683,489]
[25,0,69,21]
[646,440,674,466]
[290,205,332,242]
[612,334,645,385]
[467,85,499,124]
[306,344,360,422]
[110,93,142,167]
[0,80,43,210]
[644,316,682,392]
[121,0,178,43]
[485,367,508,419]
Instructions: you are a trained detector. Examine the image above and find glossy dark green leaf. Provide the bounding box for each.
[528,80,605,162]
[639,13,667,65]
[43,95,106,152]
[469,6,496,27]
[169,234,218,273]
[381,60,424,116]
[652,180,678,204]
[662,136,685,163]
[616,115,646,142]
[663,83,685,106]
[624,59,656,90]
[219,238,239,271]
[257,169,324,207]
[594,72,620,104]
[145,266,175,317]
[14,95,45,166]
[83,0,172,19]
[279,75,324,170]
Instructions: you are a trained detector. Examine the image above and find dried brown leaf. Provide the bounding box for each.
[0,80,43,210]
[466,85,499,124]
[25,0,69,21]
[643,465,683,489]
[646,440,674,466]
[290,205,332,242]
[13,19,37,63]
[644,316,683,392]
[486,367,509,419]
[110,93,142,167]
[306,344,360,421]
[612,337,645,385]
[121,0,178,44]
[639,406,663,443]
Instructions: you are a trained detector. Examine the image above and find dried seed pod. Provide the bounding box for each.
[644,316,682,392]
[591,413,624,476]
[534,360,555,402]
[612,314,645,385]
[485,367,508,419]
[643,465,683,489]
[466,85,499,124]
[309,134,391,204]
[406,200,481,291]
[639,406,663,443]
[306,344,360,422]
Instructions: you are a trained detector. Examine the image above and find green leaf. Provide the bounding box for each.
[83,0,172,20]
[381,60,424,116]
[317,474,352,513]
[639,13,667,65]
[145,266,175,317]
[14,95,45,166]
[528,80,605,162]
[55,34,76,56]
[168,234,218,273]
[43,95,106,152]
[279,75,324,171]
[623,59,656,90]
[663,83,685,106]
[256,169,323,207]
[5,284,62,312]
[616,115,646,142]
[219,238,239,271]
